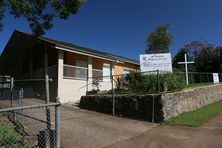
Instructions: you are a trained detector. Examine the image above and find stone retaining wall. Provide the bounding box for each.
[162,84,222,119]
[80,84,222,122]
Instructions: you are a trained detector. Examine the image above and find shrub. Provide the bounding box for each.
[114,71,185,94]
[160,73,185,92]
[114,76,126,90]
[92,79,100,91]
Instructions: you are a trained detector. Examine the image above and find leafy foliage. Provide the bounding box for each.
[173,41,222,73]
[92,78,100,91]
[0,0,84,36]
[0,123,26,147]
[114,72,184,94]
[146,24,173,54]
[160,74,185,92]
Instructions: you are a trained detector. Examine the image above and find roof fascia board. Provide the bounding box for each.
[56,46,121,63]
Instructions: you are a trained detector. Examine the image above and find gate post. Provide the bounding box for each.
[10,77,14,107]
[55,97,61,148]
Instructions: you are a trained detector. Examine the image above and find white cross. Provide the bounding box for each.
[178,54,195,85]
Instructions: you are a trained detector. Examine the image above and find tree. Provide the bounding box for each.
[0,0,84,36]
[145,24,173,54]
[173,40,222,73]
[196,46,222,72]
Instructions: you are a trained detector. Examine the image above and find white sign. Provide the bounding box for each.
[213,73,219,84]
[140,53,173,73]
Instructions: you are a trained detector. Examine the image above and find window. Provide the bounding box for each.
[123,69,131,75]
[75,60,88,79]
[103,66,110,82]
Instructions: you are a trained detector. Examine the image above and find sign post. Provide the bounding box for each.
[178,54,194,85]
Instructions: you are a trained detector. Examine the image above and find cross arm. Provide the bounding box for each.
[178,61,195,64]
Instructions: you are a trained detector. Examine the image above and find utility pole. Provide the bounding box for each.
[178,54,194,85]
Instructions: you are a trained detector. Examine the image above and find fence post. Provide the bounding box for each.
[10,77,14,107]
[45,75,50,103]
[207,73,209,83]
[111,75,115,116]
[157,70,160,94]
[86,77,89,93]
[152,95,155,123]
[200,73,202,83]
[55,97,61,148]
[18,88,23,107]
[45,74,52,147]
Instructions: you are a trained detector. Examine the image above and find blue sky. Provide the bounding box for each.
[1,0,222,60]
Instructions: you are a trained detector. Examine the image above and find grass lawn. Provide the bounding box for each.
[0,113,26,147]
[165,100,222,127]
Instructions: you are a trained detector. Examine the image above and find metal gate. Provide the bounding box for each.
[0,76,24,108]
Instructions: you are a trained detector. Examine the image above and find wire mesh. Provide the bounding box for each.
[0,104,58,148]
[0,77,49,109]
[0,76,60,148]
[86,71,221,95]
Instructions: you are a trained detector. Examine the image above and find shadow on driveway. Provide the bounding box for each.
[60,105,157,148]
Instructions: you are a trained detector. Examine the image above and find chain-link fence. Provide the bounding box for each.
[0,75,61,148]
[172,71,222,84]
[85,70,222,115]
[0,76,49,109]
[86,71,222,95]
[0,102,60,148]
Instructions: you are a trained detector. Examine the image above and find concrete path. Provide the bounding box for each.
[0,98,156,147]
[60,106,157,148]
[108,113,222,148]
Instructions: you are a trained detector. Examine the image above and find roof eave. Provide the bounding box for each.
[55,45,139,65]
[56,45,123,63]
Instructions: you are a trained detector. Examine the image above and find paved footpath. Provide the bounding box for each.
[108,113,222,148]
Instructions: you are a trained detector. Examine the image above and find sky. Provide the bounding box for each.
[1,0,222,61]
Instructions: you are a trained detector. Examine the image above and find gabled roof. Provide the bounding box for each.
[9,30,139,65]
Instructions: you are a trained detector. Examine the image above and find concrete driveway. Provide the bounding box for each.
[60,106,157,148]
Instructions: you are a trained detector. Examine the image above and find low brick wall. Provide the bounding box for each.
[80,84,222,122]
[162,84,222,119]
[80,94,163,122]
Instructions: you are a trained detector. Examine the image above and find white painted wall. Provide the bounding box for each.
[57,50,117,103]
[58,78,87,103]
[99,81,112,91]
[58,50,89,103]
